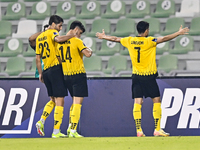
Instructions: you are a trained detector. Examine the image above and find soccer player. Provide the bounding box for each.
[29,25,56,137]
[29,25,55,137]
[29,24,49,77]
[57,21,92,138]
[35,15,77,138]
[96,21,189,137]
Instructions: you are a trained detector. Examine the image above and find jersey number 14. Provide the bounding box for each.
[59,46,72,63]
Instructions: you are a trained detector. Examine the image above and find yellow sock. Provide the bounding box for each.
[71,104,82,131]
[69,104,74,124]
[41,100,55,121]
[153,103,161,131]
[133,103,142,132]
[54,106,64,130]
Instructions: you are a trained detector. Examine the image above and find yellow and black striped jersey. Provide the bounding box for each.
[36,29,60,70]
[120,36,157,76]
[57,37,87,76]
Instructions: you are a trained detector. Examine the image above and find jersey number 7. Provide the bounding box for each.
[134,47,140,63]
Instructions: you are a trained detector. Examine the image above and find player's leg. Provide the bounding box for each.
[152,97,169,137]
[133,98,145,137]
[36,97,55,136]
[147,78,170,137]
[63,77,73,136]
[35,69,55,136]
[152,97,161,131]
[67,73,88,138]
[67,103,73,135]
[68,97,84,138]
[132,75,145,137]
[52,97,67,138]
[50,65,68,138]
[41,97,55,123]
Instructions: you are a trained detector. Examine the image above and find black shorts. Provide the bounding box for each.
[43,65,68,97]
[64,73,88,97]
[131,73,160,99]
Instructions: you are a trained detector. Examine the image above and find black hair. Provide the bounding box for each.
[49,15,64,25]
[69,21,85,33]
[136,21,149,34]
[43,24,49,31]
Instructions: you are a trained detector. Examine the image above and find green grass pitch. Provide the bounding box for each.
[1,136,200,150]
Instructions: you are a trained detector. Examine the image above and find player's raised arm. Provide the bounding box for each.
[96,29,121,43]
[156,25,189,44]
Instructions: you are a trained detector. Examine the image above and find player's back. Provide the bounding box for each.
[58,37,87,76]
[121,36,157,75]
[36,29,60,70]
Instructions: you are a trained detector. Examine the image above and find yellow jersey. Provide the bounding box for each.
[120,36,157,76]
[57,37,87,76]
[36,29,60,70]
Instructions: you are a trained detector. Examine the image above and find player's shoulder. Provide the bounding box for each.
[72,37,82,42]
[147,36,156,39]
[70,37,84,44]
[147,36,157,42]
[46,29,58,35]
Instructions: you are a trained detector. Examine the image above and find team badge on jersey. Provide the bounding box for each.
[53,32,58,35]
[152,38,157,42]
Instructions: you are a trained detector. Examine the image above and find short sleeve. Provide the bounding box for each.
[77,38,87,52]
[52,31,59,41]
[148,36,157,47]
[120,37,131,48]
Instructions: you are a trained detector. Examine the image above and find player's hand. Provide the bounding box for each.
[73,27,79,35]
[67,28,78,36]
[87,47,93,52]
[71,27,79,36]
[178,25,189,35]
[39,74,44,83]
[96,29,106,39]
[67,29,74,35]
